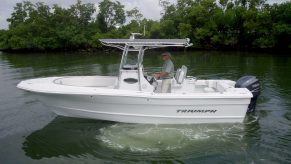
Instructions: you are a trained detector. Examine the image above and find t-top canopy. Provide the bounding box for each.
[99,38,192,50]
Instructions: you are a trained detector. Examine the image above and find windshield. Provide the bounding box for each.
[125,51,138,65]
[121,50,139,70]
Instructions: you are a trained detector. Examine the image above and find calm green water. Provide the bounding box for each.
[0,50,291,163]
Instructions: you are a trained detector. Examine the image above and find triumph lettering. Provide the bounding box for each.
[177,109,217,113]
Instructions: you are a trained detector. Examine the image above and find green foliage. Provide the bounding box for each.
[127,7,143,24]
[157,0,291,50]
[271,2,291,48]
[97,0,125,32]
[0,30,8,49]
[178,23,192,38]
[0,0,290,51]
[1,0,124,50]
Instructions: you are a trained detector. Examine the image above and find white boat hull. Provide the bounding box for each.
[38,93,249,124]
[18,76,252,124]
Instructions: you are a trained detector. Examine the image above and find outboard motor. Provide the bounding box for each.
[235,76,260,113]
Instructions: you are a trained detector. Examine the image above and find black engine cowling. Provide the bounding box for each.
[235,76,260,113]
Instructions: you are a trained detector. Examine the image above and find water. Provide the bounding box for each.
[0,50,291,163]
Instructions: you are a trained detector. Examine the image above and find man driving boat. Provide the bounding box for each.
[154,52,174,93]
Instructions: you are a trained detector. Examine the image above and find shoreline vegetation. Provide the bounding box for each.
[0,0,290,53]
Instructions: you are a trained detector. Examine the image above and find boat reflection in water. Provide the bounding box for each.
[22,115,259,162]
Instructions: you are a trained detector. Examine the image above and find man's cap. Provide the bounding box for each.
[162,52,171,57]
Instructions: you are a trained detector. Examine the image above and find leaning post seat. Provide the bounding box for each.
[175,65,187,84]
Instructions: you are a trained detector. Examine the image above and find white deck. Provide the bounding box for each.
[18,76,252,98]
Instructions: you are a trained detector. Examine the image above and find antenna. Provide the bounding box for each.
[130,33,142,40]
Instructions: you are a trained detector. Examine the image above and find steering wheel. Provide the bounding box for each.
[145,75,157,85]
